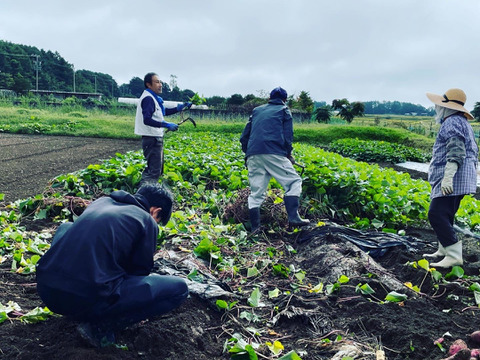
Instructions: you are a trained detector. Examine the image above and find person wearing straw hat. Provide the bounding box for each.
[423,88,478,268]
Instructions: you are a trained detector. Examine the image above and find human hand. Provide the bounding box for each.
[441,162,458,195]
[177,102,192,111]
[164,122,179,131]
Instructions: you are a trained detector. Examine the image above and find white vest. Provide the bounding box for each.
[134,90,165,137]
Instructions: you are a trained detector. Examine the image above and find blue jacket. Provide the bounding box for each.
[240,98,293,158]
[36,190,158,302]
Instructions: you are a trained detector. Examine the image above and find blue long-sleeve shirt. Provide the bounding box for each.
[142,89,179,128]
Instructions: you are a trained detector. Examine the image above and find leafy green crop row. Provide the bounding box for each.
[41,132,480,232]
[328,138,430,163]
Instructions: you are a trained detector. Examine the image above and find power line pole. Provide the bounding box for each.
[30,54,41,91]
[72,65,76,92]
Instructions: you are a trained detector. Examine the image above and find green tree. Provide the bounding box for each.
[12,73,30,94]
[226,94,244,106]
[313,106,332,123]
[332,98,365,123]
[206,95,226,109]
[472,102,480,121]
[296,91,314,113]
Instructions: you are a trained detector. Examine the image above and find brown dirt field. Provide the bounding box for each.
[1,133,480,360]
[0,133,141,203]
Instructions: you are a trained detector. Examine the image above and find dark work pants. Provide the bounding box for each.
[428,195,464,247]
[38,274,188,332]
[37,223,189,332]
[141,136,163,184]
[91,274,188,332]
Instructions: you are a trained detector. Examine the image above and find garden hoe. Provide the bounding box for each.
[294,162,305,177]
[177,110,197,128]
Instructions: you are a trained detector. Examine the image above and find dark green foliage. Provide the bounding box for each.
[363,100,434,116]
[332,98,365,123]
[472,102,480,121]
[313,106,332,123]
[0,40,118,96]
[294,125,435,151]
[329,138,431,163]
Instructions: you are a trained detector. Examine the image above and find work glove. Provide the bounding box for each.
[164,122,179,132]
[441,161,458,195]
[177,102,192,112]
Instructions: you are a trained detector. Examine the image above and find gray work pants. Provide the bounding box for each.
[247,154,302,209]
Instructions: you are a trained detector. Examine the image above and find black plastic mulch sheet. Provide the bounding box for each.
[297,224,427,258]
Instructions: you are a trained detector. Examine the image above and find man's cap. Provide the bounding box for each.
[270,87,288,100]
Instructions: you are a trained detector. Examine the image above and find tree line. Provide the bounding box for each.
[4,39,477,120]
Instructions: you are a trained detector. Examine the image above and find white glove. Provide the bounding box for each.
[441,161,458,195]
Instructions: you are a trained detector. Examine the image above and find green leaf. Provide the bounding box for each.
[338,275,349,284]
[266,340,284,356]
[247,267,259,278]
[431,270,443,281]
[19,307,53,324]
[371,218,384,229]
[417,258,430,271]
[385,291,408,303]
[355,283,375,295]
[278,350,303,360]
[247,288,262,308]
[0,311,8,324]
[326,282,340,295]
[216,299,228,310]
[268,288,280,299]
[470,282,480,292]
[445,266,464,280]
[474,291,480,306]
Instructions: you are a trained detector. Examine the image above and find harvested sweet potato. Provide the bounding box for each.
[449,339,469,356]
[471,348,480,359]
[441,348,473,360]
[471,331,480,346]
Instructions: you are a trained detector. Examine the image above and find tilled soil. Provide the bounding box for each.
[1,133,480,360]
[0,133,141,203]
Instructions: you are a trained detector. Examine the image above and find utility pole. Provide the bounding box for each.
[30,54,41,91]
[72,65,76,92]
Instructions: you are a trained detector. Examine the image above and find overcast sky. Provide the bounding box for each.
[1,1,479,109]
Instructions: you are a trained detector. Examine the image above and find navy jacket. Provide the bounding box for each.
[36,190,158,302]
[240,98,294,158]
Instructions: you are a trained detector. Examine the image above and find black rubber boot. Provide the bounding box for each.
[284,196,310,227]
[249,207,261,232]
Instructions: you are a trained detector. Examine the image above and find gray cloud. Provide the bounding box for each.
[1,0,479,109]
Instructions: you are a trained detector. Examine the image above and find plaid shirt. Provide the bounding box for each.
[428,114,478,199]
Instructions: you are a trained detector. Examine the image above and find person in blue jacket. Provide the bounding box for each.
[240,87,310,232]
[134,72,192,184]
[423,88,478,268]
[36,183,188,348]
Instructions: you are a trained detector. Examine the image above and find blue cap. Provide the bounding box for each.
[270,87,287,100]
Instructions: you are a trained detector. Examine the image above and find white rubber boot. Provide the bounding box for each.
[423,243,446,258]
[430,241,463,268]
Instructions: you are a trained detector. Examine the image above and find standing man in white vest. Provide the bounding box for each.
[134,72,192,185]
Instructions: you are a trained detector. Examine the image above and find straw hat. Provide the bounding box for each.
[426,88,473,119]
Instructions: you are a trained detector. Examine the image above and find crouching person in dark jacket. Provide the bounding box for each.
[36,183,188,348]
